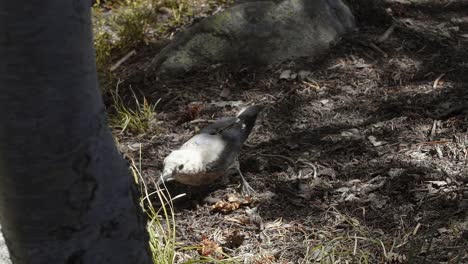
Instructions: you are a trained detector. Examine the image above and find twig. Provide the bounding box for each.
[110,50,136,71]
[432,73,445,89]
[412,223,421,236]
[377,23,396,43]
[189,119,211,124]
[417,140,450,145]
[353,233,358,256]
[428,120,438,140]
[299,160,317,179]
[302,80,321,90]
[369,42,388,57]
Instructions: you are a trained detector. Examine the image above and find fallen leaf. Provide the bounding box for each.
[368,135,386,147]
[427,180,448,187]
[345,193,359,202]
[212,200,241,213]
[340,128,361,139]
[319,99,329,105]
[335,187,350,193]
[437,227,448,234]
[280,70,292,80]
[198,239,224,259]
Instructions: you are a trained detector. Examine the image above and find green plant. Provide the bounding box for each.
[130,147,241,264]
[92,0,157,92]
[109,82,159,134]
[130,149,179,263]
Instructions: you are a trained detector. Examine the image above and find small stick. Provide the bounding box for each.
[412,223,421,236]
[188,119,211,124]
[377,23,396,43]
[110,50,136,71]
[432,73,445,89]
[428,120,437,140]
[353,233,358,256]
[417,140,449,145]
[299,160,317,179]
[369,42,388,57]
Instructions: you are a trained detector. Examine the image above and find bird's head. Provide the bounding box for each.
[158,149,203,185]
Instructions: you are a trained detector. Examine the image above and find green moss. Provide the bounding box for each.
[203,11,234,33]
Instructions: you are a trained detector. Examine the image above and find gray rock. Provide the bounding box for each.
[152,0,355,75]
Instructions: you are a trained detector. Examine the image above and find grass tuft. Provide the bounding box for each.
[130,149,179,263]
[109,81,160,134]
[129,146,240,264]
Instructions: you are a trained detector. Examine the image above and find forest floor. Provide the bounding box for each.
[102,0,468,263]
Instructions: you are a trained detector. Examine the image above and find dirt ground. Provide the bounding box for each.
[111,0,468,263]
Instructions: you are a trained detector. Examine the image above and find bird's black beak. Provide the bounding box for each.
[157,172,174,186]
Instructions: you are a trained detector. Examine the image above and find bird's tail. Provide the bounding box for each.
[236,105,263,142]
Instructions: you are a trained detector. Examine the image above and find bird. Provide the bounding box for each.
[158,105,263,195]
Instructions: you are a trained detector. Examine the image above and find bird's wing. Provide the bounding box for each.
[180,133,231,170]
[199,117,239,135]
[178,106,262,172]
[201,105,263,144]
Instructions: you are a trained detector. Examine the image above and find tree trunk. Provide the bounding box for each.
[0,1,151,263]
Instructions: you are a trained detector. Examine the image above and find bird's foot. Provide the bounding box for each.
[235,161,256,196]
[241,179,256,196]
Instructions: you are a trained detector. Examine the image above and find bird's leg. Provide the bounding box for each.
[235,160,256,196]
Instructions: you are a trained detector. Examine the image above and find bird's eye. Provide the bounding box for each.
[178,164,184,170]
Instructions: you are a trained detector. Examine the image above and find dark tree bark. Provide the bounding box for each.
[0,1,151,263]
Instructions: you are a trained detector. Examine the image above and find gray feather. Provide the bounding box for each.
[201,105,263,171]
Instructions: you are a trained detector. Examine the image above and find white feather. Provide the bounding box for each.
[162,133,226,177]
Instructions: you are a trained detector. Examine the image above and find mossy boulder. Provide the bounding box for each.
[152,0,355,75]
